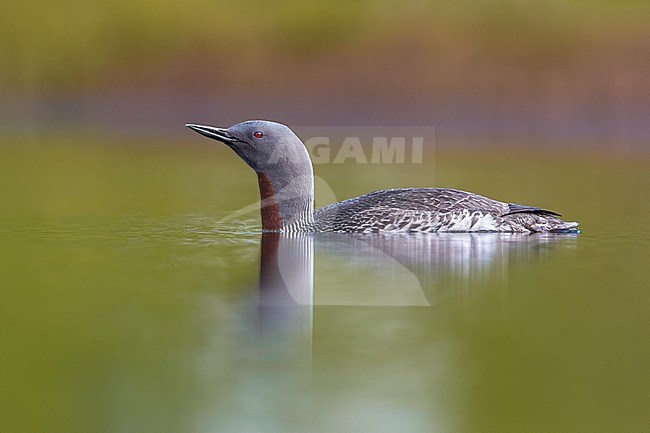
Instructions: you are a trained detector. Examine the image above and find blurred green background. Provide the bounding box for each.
[1,0,648,144]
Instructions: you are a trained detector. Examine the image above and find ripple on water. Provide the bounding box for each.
[0,214,261,246]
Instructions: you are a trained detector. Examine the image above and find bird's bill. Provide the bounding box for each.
[185,123,239,144]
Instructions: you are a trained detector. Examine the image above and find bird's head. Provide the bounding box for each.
[186,120,308,173]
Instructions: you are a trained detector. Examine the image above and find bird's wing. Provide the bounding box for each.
[319,188,509,214]
[314,188,510,232]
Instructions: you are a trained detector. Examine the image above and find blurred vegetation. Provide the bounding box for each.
[1,0,648,98]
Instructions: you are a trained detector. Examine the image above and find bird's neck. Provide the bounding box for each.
[256,168,314,232]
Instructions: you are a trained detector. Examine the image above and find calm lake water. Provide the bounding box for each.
[1,136,649,432]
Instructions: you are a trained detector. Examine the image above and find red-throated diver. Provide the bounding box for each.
[186,120,580,234]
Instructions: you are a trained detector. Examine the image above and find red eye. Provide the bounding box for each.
[253,131,264,139]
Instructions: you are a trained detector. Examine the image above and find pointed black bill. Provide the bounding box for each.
[185,123,239,144]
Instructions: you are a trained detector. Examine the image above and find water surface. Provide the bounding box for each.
[1,138,649,432]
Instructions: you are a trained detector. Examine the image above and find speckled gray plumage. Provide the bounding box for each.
[312,188,579,233]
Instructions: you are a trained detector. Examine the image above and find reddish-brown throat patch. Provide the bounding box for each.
[257,172,282,231]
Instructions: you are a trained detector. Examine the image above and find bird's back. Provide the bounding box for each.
[313,188,579,233]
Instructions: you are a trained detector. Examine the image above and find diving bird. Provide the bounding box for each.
[186,120,579,234]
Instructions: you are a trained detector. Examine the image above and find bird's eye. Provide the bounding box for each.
[253,131,264,139]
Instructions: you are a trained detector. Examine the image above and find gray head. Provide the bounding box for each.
[186,120,314,231]
[185,120,309,174]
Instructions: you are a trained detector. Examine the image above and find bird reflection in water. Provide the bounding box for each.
[252,233,314,375]
[256,231,577,309]
[313,233,577,305]
[250,232,575,380]
[238,232,577,422]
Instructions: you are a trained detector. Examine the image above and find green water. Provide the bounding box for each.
[1,137,649,433]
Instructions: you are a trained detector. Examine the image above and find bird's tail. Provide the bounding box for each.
[504,203,580,233]
[502,211,580,233]
[548,221,580,234]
